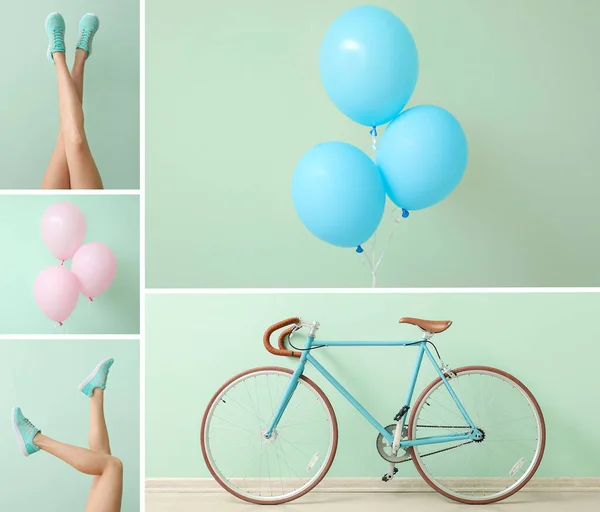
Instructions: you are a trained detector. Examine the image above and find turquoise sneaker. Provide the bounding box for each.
[76,14,100,58]
[11,407,41,457]
[78,358,114,397]
[45,12,66,63]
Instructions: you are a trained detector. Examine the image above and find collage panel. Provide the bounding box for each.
[146,0,599,289]
[0,339,140,511]
[0,195,140,335]
[1,0,140,190]
[145,291,598,510]
[0,0,598,511]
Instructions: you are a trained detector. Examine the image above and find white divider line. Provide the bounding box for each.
[0,189,140,196]
[0,334,140,341]
[139,0,147,508]
[146,287,600,295]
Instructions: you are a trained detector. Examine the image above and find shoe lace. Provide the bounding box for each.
[52,29,63,47]
[79,28,92,46]
[100,367,110,385]
[22,417,36,434]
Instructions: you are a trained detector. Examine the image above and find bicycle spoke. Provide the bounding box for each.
[411,368,544,503]
[203,369,336,504]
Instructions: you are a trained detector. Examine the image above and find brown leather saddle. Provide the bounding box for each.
[399,317,452,334]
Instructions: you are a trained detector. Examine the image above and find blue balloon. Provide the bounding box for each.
[377,105,468,210]
[319,6,418,127]
[292,142,385,248]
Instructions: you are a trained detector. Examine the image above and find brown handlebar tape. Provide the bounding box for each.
[278,326,296,350]
[263,317,301,358]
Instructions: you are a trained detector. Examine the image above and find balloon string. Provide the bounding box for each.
[374,212,402,274]
[374,209,410,273]
[370,231,377,287]
[358,208,410,287]
[357,243,377,287]
[369,126,378,153]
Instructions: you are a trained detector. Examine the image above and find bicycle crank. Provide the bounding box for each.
[378,423,479,465]
[376,424,411,463]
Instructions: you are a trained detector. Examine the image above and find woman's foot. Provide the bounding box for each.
[76,13,100,58]
[78,357,114,397]
[45,12,66,63]
[11,407,41,456]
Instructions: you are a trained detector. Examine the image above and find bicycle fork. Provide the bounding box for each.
[263,345,311,438]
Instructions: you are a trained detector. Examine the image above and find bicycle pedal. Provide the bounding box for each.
[382,467,398,482]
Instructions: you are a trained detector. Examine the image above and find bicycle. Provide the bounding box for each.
[201,316,546,505]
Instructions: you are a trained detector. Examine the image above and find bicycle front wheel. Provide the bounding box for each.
[409,366,545,504]
[201,366,338,505]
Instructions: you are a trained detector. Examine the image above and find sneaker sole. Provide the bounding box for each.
[78,357,113,393]
[11,407,30,457]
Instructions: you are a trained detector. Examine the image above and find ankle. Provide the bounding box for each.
[74,48,88,63]
[33,432,46,447]
[91,388,104,399]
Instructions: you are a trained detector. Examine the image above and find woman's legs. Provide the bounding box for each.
[35,433,122,512]
[40,51,88,189]
[12,357,121,512]
[53,51,103,189]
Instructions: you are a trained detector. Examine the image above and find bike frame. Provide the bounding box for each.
[265,333,480,447]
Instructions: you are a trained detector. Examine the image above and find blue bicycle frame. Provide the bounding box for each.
[265,333,481,447]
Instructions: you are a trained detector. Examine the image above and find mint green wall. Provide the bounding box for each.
[0,339,140,511]
[147,0,600,288]
[0,1,139,189]
[146,292,599,478]
[0,196,140,334]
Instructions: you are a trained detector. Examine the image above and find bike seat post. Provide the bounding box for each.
[421,330,434,341]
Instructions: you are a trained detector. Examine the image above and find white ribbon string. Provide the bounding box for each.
[357,125,408,287]
[374,212,402,274]
[370,126,378,153]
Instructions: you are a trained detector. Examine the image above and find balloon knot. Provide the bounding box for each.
[89,297,93,302]
[356,245,364,254]
[402,209,410,219]
[369,126,378,137]
[59,321,63,327]
[60,260,64,266]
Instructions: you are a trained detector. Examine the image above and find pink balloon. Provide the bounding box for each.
[71,242,117,300]
[41,202,87,262]
[34,266,81,325]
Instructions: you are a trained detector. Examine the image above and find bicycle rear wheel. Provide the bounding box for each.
[409,366,545,504]
[201,366,338,505]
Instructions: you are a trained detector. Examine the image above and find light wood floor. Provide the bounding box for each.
[147,492,600,511]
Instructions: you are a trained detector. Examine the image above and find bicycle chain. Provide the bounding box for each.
[397,425,474,464]
[416,425,468,429]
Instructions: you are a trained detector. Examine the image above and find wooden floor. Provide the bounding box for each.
[147,492,600,511]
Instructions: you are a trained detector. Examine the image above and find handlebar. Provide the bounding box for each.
[263,317,301,358]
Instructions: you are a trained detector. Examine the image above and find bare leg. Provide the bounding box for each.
[35,434,122,512]
[40,55,87,190]
[89,389,111,454]
[87,389,113,508]
[40,133,71,189]
[53,51,103,189]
